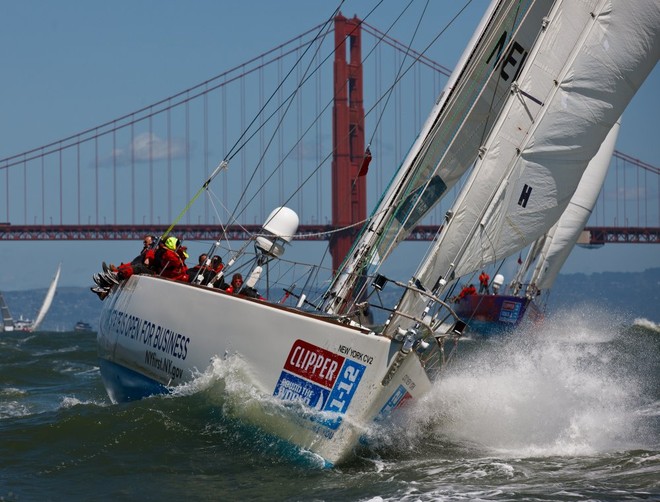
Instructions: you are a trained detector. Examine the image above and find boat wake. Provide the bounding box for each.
[380,305,660,459]
[169,355,291,424]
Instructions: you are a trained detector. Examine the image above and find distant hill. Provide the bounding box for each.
[546,267,660,322]
[2,268,659,331]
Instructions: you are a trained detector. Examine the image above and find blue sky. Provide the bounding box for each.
[1,1,658,291]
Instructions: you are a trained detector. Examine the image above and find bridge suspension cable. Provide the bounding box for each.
[0,15,657,245]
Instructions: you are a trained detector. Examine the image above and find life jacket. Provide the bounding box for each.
[117,262,134,280]
[152,246,166,272]
[160,249,187,281]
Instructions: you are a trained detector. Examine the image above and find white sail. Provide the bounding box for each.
[0,291,15,331]
[528,119,620,293]
[510,119,620,295]
[392,0,659,332]
[324,0,555,313]
[31,263,61,332]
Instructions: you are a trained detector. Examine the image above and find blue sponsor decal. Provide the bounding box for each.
[375,384,411,422]
[316,359,365,430]
[499,300,521,323]
[274,348,366,432]
[273,372,328,410]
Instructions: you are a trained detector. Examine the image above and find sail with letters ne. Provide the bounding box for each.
[389,0,658,341]
[91,0,659,467]
[453,119,621,335]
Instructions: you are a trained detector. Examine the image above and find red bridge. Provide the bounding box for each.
[1,16,658,272]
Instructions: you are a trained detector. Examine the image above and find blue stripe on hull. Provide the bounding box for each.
[99,358,169,403]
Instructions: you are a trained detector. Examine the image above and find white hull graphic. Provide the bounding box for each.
[98,275,437,465]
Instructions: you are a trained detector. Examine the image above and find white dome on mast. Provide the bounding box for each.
[255,207,299,258]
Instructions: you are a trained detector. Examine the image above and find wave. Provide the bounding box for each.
[633,318,660,333]
[167,355,337,467]
[373,305,660,460]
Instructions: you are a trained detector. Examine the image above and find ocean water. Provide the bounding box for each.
[1,309,659,501]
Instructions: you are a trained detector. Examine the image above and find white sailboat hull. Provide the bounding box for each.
[98,274,435,465]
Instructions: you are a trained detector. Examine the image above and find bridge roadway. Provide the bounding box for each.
[0,224,657,245]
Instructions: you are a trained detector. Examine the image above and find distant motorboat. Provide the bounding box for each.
[74,321,94,332]
[13,315,34,332]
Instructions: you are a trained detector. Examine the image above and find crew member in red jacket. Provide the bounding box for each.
[479,271,490,294]
[158,236,188,281]
[457,283,477,300]
[225,273,243,294]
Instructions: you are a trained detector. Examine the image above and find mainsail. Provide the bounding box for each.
[323,0,555,314]
[31,263,61,332]
[391,0,659,333]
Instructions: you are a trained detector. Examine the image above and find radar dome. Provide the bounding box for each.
[255,207,299,258]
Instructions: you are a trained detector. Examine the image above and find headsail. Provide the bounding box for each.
[526,119,620,294]
[391,0,660,333]
[31,263,61,332]
[323,0,556,314]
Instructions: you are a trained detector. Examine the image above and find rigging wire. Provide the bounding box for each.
[224,0,389,225]
[365,0,427,157]
[165,1,351,242]
[224,2,346,162]
[225,18,337,228]
[171,0,480,284]
[166,1,353,244]
[192,0,472,242]
[228,0,441,227]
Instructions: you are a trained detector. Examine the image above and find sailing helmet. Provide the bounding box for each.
[164,236,178,250]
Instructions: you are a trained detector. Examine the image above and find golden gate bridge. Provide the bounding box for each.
[1,16,658,271]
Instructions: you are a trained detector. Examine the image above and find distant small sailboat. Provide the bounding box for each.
[0,291,15,332]
[13,263,62,332]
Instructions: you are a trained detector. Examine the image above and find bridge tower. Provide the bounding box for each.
[331,14,366,272]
